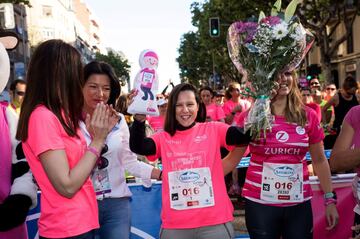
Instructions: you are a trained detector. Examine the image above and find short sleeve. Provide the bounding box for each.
[222,102,232,115]
[344,105,360,132]
[216,106,225,120]
[147,132,162,161]
[306,107,324,144]
[26,107,65,157]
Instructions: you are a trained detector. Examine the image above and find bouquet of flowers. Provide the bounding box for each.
[227,0,314,140]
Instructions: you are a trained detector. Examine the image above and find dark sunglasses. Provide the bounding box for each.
[326,88,336,91]
[96,144,109,170]
[302,94,311,97]
[16,91,25,96]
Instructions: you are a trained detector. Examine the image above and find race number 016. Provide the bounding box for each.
[182,187,200,196]
[274,182,292,190]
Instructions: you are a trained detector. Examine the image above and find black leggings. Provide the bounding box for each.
[353,213,360,238]
[245,199,313,239]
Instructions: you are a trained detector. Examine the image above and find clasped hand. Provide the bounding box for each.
[85,103,120,142]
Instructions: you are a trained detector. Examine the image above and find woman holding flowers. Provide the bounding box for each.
[239,71,338,238]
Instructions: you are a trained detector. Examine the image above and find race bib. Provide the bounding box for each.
[260,163,303,202]
[92,169,111,196]
[168,167,214,210]
[142,72,154,83]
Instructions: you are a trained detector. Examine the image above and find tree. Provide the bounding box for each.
[294,0,360,83]
[177,0,269,87]
[95,50,131,87]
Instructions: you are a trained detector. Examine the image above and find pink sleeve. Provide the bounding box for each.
[147,132,161,161]
[26,107,65,157]
[344,105,360,132]
[222,102,231,115]
[307,108,325,144]
[216,106,225,120]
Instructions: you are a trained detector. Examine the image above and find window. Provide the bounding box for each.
[42,5,52,17]
[347,29,354,54]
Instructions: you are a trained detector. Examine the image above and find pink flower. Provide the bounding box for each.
[234,21,258,43]
[261,16,281,26]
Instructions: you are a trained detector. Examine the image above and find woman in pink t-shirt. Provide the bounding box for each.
[199,86,225,122]
[238,71,338,238]
[16,40,113,239]
[330,105,360,237]
[130,83,250,239]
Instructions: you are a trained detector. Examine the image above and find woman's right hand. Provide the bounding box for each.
[86,102,110,145]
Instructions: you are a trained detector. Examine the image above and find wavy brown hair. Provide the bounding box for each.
[272,71,307,127]
[17,39,84,140]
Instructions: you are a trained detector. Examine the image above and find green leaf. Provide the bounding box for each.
[271,0,282,16]
[258,11,266,23]
[284,0,299,23]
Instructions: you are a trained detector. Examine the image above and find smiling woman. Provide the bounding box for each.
[129,83,252,239]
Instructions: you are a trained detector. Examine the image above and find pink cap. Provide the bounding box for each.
[144,51,158,60]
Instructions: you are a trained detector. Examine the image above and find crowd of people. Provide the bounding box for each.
[1,38,360,239]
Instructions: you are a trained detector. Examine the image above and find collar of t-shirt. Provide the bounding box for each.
[176,122,196,131]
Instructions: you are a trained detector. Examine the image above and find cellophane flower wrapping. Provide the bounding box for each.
[227,1,314,140]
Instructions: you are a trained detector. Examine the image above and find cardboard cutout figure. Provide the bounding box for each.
[0,31,37,239]
[127,49,159,116]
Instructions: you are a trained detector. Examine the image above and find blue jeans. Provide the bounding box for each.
[95,197,131,239]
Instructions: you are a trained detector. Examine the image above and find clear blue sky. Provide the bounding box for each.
[84,0,200,92]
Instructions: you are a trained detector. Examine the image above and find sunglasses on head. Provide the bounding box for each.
[96,144,109,170]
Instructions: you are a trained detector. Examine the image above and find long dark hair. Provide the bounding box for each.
[164,83,203,136]
[84,61,120,106]
[17,39,84,140]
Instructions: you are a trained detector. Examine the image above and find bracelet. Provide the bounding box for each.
[324,198,337,206]
[87,146,100,158]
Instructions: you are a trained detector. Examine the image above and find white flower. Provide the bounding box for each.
[290,24,305,41]
[272,22,288,40]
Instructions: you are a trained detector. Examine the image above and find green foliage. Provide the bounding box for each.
[178,0,360,86]
[95,50,131,87]
[177,0,271,88]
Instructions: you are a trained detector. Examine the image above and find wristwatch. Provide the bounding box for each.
[324,191,337,199]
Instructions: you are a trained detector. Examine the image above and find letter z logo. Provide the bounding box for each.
[276,131,289,143]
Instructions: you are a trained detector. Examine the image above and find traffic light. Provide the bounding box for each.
[306,75,312,80]
[209,18,220,37]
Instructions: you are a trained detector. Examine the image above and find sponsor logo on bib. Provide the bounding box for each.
[179,171,200,183]
[273,166,294,177]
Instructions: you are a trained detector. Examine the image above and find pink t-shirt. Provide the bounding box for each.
[223,99,251,123]
[23,106,99,238]
[242,107,324,206]
[148,122,234,229]
[0,105,11,202]
[344,105,360,175]
[206,103,225,121]
[148,115,165,132]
